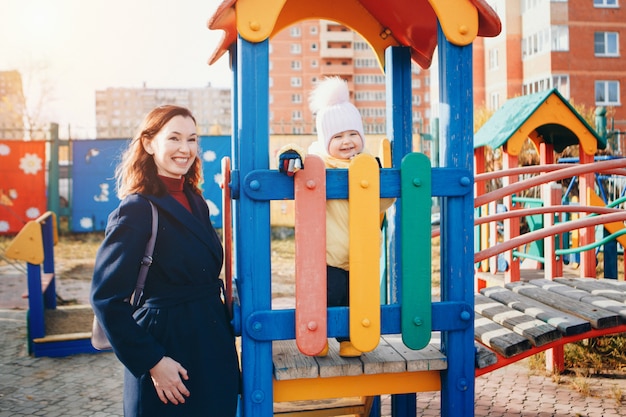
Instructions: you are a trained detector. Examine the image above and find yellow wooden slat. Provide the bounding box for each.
[348,154,381,352]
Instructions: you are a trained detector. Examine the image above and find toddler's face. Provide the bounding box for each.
[328,130,363,159]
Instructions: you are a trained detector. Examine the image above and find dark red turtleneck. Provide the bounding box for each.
[159,175,192,212]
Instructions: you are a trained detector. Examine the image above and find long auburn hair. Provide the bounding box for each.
[115,105,203,198]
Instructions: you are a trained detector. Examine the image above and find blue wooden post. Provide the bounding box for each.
[41,217,57,309]
[236,36,274,417]
[603,228,618,279]
[27,262,45,343]
[437,24,476,417]
[385,45,417,417]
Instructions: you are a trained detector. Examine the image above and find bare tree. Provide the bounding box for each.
[19,59,56,140]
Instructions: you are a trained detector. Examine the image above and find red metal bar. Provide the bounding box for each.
[476,324,626,377]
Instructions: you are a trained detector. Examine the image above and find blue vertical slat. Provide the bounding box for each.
[27,262,45,340]
[437,24,476,417]
[385,45,417,417]
[385,46,413,305]
[237,36,273,417]
[41,217,56,309]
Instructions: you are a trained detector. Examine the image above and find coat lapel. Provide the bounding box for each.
[142,193,217,254]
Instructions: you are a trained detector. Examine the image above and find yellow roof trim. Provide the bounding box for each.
[236,0,286,43]
[428,0,478,46]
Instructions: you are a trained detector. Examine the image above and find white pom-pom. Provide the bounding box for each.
[309,76,350,113]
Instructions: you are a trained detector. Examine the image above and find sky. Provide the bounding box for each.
[0,0,231,138]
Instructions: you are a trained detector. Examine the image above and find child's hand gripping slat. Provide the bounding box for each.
[401,152,432,350]
[349,154,381,352]
[294,155,328,356]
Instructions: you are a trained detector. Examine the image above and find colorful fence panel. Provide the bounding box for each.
[0,141,47,234]
[70,136,230,232]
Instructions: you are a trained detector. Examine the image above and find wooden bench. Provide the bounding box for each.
[476,278,626,369]
[272,336,446,403]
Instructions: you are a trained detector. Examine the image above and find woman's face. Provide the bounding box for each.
[328,130,363,159]
[144,115,198,178]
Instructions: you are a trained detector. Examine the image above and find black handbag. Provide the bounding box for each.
[91,201,158,350]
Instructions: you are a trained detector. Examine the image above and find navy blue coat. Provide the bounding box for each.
[91,190,240,416]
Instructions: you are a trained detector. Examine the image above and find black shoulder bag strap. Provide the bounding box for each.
[130,201,158,308]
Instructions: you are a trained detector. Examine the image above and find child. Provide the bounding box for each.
[279,77,394,357]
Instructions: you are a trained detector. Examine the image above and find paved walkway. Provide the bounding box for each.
[2,265,626,416]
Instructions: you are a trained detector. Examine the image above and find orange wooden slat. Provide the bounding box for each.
[294,155,328,355]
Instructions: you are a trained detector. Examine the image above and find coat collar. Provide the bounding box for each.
[141,191,217,252]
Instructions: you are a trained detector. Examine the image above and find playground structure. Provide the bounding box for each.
[6,1,626,417]
[4,211,97,357]
[208,0,501,416]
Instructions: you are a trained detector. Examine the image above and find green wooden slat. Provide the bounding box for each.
[401,152,432,349]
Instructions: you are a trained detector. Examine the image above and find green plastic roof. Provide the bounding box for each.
[474,88,605,152]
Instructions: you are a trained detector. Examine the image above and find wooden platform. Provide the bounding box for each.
[270,277,626,395]
[476,277,626,367]
[273,336,446,382]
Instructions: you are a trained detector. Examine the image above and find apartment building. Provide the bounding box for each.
[95,84,231,138]
[0,70,26,140]
[475,0,626,142]
[269,20,432,148]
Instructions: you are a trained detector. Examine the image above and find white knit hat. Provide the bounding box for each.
[309,77,364,153]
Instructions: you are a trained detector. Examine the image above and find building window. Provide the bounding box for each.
[550,26,569,51]
[490,92,500,110]
[488,48,499,69]
[594,0,618,7]
[595,81,620,105]
[291,94,302,104]
[552,75,570,99]
[310,26,318,35]
[291,60,302,70]
[292,110,302,120]
[290,44,302,54]
[310,42,318,51]
[311,60,318,68]
[594,32,619,56]
[290,77,302,87]
[290,27,301,37]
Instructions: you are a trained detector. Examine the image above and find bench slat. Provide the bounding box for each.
[506,281,621,329]
[527,279,626,322]
[273,336,447,381]
[555,277,626,304]
[32,332,92,343]
[382,335,446,372]
[273,340,319,381]
[475,293,561,347]
[481,286,591,336]
[475,312,532,358]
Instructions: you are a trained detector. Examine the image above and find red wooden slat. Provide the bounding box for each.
[294,155,327,356]
[221,157,233,316]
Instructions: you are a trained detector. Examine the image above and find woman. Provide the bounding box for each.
[90,105,240,416]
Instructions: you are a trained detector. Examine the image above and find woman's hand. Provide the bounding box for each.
[149,356,190,405]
